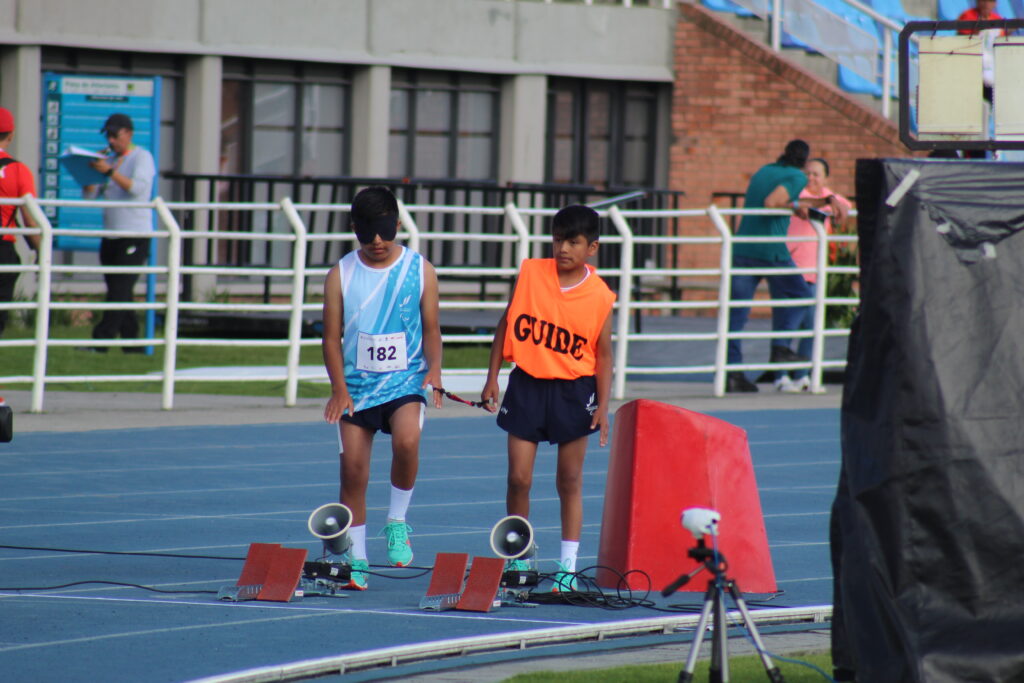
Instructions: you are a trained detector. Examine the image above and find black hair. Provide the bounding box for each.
[809,157,830,177]
[350,185,399,225]
[552,204,600,243]
[777,139,810,168]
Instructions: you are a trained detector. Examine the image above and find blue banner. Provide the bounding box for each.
[41,73,161,251]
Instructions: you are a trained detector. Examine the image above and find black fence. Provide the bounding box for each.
[165,173,687,301]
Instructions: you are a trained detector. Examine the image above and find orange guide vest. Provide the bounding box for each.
[503,258,616,380]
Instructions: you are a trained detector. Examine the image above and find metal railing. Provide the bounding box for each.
[0,196,858,412]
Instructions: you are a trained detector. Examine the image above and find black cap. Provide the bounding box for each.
[100,113,134,136]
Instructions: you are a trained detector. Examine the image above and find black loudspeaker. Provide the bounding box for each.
[307,503,353,556]
[489,515,535,560]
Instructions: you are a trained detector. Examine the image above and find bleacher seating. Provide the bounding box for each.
[701,0,950,101]
[701,0,756,17]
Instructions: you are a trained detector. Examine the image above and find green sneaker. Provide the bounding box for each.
[346,558,368,591]
[382,519,414,567]
[550,560,578,593]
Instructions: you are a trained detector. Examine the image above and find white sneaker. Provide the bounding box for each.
[791,376,811,392]
[774,376,802,393]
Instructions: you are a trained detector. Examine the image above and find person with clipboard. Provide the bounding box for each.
[80,113,156,352]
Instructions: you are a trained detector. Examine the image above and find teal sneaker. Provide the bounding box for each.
[550,560,578,593]
[346,558,368,590]
[382,519,414,567]
[504,557,532,573]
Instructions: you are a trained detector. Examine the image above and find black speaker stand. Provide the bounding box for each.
[662,539,785,683]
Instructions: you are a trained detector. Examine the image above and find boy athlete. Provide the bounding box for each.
[322,186,443,590]
[481,205,616,592]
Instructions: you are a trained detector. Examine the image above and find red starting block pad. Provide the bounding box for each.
[596,399,777,593]
[419,552,469,611]
[419,553,503,612]
[220,543,308,602]
[455,557,504,612]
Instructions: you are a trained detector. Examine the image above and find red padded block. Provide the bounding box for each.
[456,556,504,612]
[425,552,469,596]
[237,543,281,587]
[257,547,308,602]
[596,399,777,593]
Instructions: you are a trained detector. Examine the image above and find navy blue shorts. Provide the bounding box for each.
[341,394,425,435]
[496,367,598,445]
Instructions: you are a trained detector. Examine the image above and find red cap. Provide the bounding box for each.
[0,107,13,134]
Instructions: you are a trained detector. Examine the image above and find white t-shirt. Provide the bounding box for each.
[100,146,156,233]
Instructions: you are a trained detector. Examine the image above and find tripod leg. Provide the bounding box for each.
[728,581,785,683]
[678,586,716,683]
[710,583,729,683]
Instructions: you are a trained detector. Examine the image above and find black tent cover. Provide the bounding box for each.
[833,158,1024,682]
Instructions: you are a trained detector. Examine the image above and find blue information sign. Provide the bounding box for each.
[40,73,161,250]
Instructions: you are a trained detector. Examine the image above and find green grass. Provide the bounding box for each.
[3,323,494,397]
[502,651,832,682]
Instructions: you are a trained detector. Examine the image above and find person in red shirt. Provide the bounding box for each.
[957,0,1005,34]
[957,0,1007,112]
[0,106,39,337]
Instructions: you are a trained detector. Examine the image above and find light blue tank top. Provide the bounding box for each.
[339,246,426,412]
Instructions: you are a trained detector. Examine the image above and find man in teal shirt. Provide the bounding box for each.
[727,140,848,393]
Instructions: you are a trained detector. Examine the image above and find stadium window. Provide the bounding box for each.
[388,69,500,180]
[546,78,658,188]
[221,59,350,177]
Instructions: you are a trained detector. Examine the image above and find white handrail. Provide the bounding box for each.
[607,206,634,400]
[154,197,182,410]
[1,196,860,411]
[280,197,308,407]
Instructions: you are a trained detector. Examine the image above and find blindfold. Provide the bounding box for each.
[353,213,399,244]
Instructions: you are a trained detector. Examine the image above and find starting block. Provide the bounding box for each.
[419,553,508,612]
[218,543,309,602]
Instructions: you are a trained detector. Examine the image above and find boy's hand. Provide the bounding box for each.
[591,408,610,447]
[423,371,444,409]
[480,379,500,414]
[324,390,354,424]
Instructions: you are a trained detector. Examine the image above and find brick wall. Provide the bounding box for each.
[670,2,911,226]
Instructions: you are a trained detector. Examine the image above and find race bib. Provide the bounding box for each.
[356,331,408,372]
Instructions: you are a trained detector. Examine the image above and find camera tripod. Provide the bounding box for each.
[662,539,785,683]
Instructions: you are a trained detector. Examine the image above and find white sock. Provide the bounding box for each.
[388,485,414,521]
[349,524,367,560]
[560,540,579,572]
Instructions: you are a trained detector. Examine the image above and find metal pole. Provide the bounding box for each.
[810,219,828,394]
[280,197,308,407]
[882,29,893,119]
[504,203,530,268]
[771,0,783,52]
[707,205,733,398]
[397,198,420,255]
[607,206,634,401]
[154,198,182,410]
[23,196,53,413]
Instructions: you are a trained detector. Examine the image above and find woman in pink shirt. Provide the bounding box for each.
[782,158,851,391]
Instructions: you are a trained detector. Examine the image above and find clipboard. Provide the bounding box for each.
[58,145,108,187]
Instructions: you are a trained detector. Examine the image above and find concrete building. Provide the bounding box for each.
[0,0,677,203]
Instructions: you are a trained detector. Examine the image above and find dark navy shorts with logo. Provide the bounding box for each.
[496,366,598,445]
[342,394,425,435]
